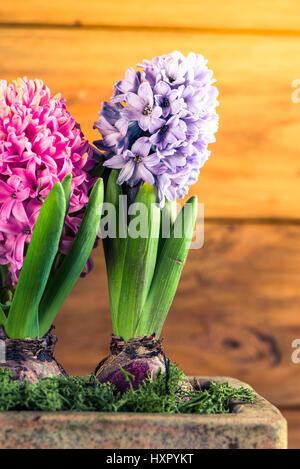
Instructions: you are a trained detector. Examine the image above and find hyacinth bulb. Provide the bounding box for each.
[0,326,67,383]
[95,335,166,392]
[0,77,96,284]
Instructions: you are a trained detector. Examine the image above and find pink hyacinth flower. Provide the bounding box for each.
[0,77,96,284]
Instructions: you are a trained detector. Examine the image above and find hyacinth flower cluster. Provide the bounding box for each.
[0,78,103,341]
[0,78,97,283]
[93,52,218,391]
[94,50,218,206]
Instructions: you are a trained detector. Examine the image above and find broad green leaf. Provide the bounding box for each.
[157,199,177,259]
[102,170,127,336]
[38,178,104,337]
[0,305,6,328]
[135,196,197,338]
[5,183,66,339]
[47,175,72,278]
[118,183,161,341]
[61,174,72,216]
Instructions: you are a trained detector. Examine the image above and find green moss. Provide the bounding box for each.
[0,365,254,414]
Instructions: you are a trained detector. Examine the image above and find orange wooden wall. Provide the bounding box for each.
[1,2,300,422]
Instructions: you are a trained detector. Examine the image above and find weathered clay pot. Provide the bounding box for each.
[94,335,166,392]
[0,326,67,383]
[0,377,287,449]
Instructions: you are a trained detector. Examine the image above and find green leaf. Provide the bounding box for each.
[0,305,6,328]
[91,161,105,178]
[0,265,8,288]
[5,183,66,339]
[38,178,104,337]
[157,199,177,259]
[0,265,13,305]
[102,170,127,336]
[135,196,198,338]
[61,174,72,216]
[90,146,108,179]
[118,183,161,341]
[40,174,72,285]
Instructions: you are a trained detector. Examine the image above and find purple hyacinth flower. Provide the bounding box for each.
[156,174,170,203]
[142,51,187,87]
[160,52,187,86]
[121,82,162,132]
[95,51,219,206]
[158,146,187,171]
[186,52,214,85]
[101,101,122,123]
[94,114,128,153]
[149,115,187,150]
[103,137,161,187]
[94,102,128,153]
[113,67,142,97]
[154,81,185,118]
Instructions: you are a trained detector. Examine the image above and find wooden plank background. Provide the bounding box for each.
[1,28,300,218]
[1,0,300,447]
[1,0,300,32]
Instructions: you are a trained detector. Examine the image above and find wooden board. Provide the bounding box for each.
[1,28,300,218]
[54,223,300,407]
[1,1,300,32]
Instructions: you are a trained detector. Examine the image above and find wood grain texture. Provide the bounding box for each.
[1,1,300,32]
[1,28,300,218]
[54,223,300,407]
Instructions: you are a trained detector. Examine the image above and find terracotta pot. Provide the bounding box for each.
[0,377,287,449]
